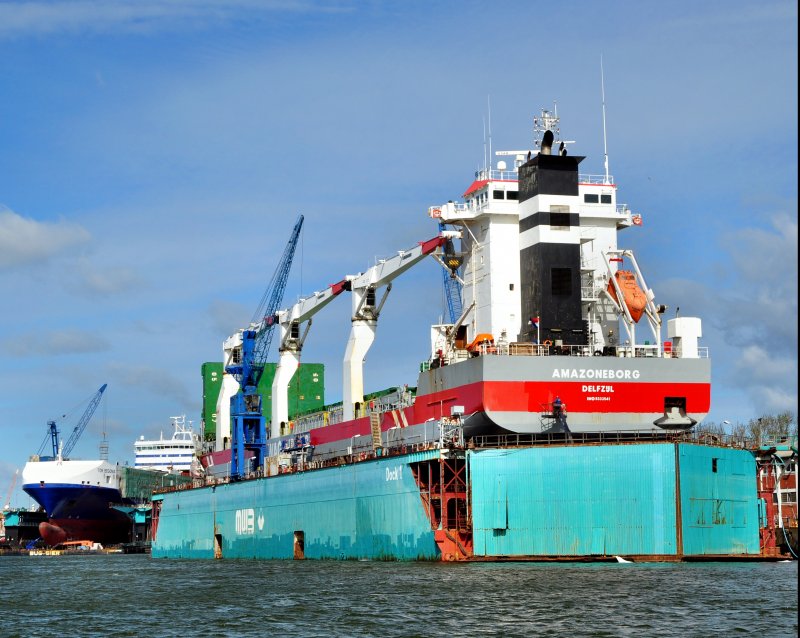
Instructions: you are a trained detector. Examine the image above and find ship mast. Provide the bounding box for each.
[601,56,611,185]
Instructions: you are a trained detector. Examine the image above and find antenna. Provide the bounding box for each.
[487,95,493,171]
[482,116,487,173]
[601,55,610,185]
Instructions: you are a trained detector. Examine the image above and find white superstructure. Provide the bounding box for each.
[22,458,119,489]
[429,107,658,356]
[134,415,200,472]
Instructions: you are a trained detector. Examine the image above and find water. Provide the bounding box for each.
[1,556,796,637]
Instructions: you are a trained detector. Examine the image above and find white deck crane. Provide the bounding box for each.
[219,232,458,445]
[342,236,451,421]
[270,278,350,438]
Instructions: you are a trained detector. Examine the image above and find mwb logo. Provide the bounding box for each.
[235,508,255,535]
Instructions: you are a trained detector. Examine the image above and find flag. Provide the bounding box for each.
[632,214,643,226]
[530,316,539,327]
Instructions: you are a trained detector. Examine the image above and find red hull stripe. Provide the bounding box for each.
[308,380,711,445]
[416,381,711,416]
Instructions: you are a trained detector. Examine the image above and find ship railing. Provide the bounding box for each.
[291,393,417,434]
[448,203,470,213]
[464,342,709,359]
[581,284,603,300]
[670,346,709,359]
[292,405,345,432]
[473,168,519,182]
[579,174,615,185]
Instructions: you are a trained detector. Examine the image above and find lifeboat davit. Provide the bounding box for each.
[607,270,647,322]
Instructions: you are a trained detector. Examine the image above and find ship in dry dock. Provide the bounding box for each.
[151,106,771,562]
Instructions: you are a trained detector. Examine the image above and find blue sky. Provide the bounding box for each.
[1,0,796,507]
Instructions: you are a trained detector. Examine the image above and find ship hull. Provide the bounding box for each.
[414,353,711,433]
[153,442,760,561]
[23,484,132,545]
[22,459,131,545]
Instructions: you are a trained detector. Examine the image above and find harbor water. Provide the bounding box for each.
[1,555,797,637]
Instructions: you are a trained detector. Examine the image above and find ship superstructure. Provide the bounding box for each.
[425,107,708,434]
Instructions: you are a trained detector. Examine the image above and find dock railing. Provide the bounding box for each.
[157,427,772,494]
[471,429,757,450]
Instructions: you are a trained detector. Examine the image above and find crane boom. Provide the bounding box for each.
[62,384,108,458]
[250,215,305,376]
[226,215,304,480]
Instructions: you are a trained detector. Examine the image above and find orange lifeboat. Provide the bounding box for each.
[607,270,646,322]
[466,333,495,353]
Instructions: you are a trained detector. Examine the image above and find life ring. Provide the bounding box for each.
[543,340,552,347]
[594,350,603,356]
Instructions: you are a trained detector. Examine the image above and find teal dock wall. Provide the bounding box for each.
[678,444,759,555]
[154,442,760,561]
[152,449,440,560]
[469,443,759,558]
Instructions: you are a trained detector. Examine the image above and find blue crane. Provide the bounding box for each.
[439,223,463,323]
[227,215,304,480]
[37,384,108,460]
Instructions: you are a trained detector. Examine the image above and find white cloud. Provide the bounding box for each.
[653,211,797,420]
[733,345,798,415]
[723,213,798,287]
[0,0,348,39]
[4,329,111,356]
[0,207,91,270]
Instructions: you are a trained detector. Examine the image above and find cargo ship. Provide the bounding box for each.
[23,430,194,546]
[22,458,137,546]
[152,107,763,562]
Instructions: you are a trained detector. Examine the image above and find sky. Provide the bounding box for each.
[0,0,797,507]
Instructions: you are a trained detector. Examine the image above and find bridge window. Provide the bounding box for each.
[493,190,505,200]
[601,194,612,204]
[584,193,599,203]
[507,191,519,200]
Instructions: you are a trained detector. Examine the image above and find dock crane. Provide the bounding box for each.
[225,215,304,480]
[270,232,460,432]
[3,469,19,510]
[437,222,464,324]
[36,384,108,461]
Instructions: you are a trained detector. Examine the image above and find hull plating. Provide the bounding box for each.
[22,484,131,544]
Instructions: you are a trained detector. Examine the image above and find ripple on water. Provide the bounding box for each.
[0,556,796,638]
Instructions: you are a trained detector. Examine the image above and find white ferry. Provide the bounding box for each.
[134,415,201,473]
